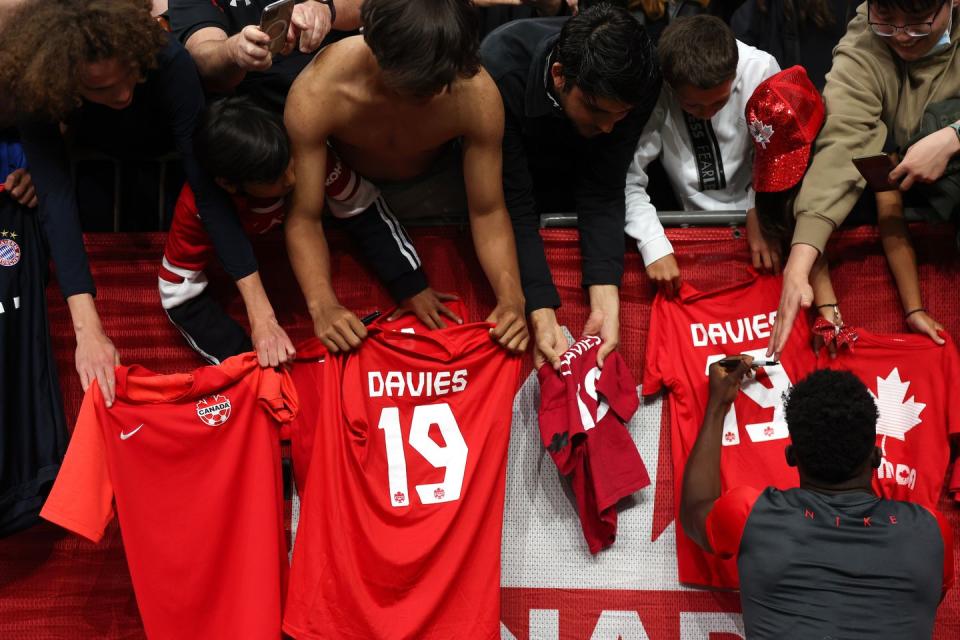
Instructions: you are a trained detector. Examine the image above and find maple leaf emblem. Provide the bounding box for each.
[749,118,774,149]
[869,368,925,454]
[724,432,736,443]
[393,491,406,504]
[763,426,774,437]
[434,488,445,500]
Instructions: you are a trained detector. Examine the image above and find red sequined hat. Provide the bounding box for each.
[745,66,825,193]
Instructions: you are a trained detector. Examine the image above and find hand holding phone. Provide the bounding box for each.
[260,0,296,55]
[853,153,899,192]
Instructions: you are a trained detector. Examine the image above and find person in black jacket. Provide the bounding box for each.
[481,4,661,369]
[731,0,856,91]
[0,0,296,404]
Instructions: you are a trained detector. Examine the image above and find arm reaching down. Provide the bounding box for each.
[876,189,944,344]
[680,357,753,551]
[461,74,528,353]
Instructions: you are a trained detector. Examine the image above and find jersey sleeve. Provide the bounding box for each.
[39,386,115,543]
[641,294,670,396]
[704,485,762,559]
[944,335,960,437]
[258,366,299,424]
[596,350,639,423]
[167,0,231,44]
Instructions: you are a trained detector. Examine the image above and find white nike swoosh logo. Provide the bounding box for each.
[120,424,143,440]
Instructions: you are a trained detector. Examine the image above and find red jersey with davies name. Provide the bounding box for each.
[538,336,649,553]
[642,274,816,588]
[40,354,298,640]
[821,329,960,509]
[284,324,522,640]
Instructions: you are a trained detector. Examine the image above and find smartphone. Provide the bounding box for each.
[260,0,295,55]
[852,153,899,192]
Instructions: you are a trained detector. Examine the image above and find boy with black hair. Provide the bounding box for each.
[681,361,953,638]
[284,0,528,355]
[480,3,662,370]
[769,0,960,359]
[624,15,780,294]
[161,96,440,364]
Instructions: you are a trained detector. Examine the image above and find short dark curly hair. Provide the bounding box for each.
[362,0,481,97]
[0,0,166,121]
[784,369,879,484]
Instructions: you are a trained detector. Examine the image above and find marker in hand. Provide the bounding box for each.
[718,356,779,370]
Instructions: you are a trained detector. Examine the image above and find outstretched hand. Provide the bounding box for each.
[313,304,367,353]
[486,298,528,354]
[76,328,120,407]
[906,309,946,345]
[707,355,754,408]
[389,289,462,329]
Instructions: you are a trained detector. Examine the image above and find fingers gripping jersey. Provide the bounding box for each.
[643,274,817,588]
[820,329,960,508]
[284,323,522,640]
[40,354,298,640]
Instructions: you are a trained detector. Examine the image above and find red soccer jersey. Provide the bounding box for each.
[642,274,816,588]
[820,329,960,508]
[538,336,649,553]
[162,184,286,275]
[40,354,298,640]
[286,301,471,493]
[284,323,521,640]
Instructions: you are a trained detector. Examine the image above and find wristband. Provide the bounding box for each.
[815,303,838,309]
[949,122,960,146]
[904,307,927,319]
[314,0,336,27]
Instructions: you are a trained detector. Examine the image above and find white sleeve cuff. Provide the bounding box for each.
[638,235,674,267]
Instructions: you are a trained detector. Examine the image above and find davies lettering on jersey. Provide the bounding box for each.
[690,311,776,347]
[367,369,468,398]
[559,335,602,376]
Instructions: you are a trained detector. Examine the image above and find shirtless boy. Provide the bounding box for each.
[284,0,527,353]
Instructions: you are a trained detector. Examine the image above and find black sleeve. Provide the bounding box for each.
[501,108,561,315]
[19,122,96,299]
[330,201,429,303]
[168,0,232,44]
[156,41,258,282]
[574,115,647,292]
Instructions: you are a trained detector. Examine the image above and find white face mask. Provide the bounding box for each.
[923,4,954,57]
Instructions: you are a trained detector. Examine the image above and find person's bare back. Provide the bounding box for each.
[289,35,492,182]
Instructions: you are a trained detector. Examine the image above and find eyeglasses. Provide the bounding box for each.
[868,0,948,38]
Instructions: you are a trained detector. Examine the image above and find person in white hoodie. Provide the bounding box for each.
[624,15,780,296]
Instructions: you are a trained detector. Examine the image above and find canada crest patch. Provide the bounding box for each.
[196,394,232,427]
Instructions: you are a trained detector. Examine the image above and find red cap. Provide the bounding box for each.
[745,66,825,193]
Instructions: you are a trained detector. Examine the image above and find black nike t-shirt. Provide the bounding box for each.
[707,486,954,638]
